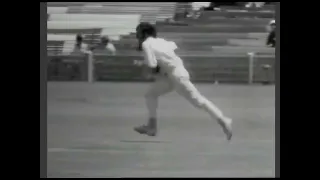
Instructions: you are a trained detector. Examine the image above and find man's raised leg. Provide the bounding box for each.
[173,76,233,140]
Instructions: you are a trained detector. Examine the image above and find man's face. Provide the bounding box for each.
[136,29,145,42]
[101,38,109,45]
[270,24,276,31]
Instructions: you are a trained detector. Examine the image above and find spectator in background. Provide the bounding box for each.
[245,2,265,8]
[71,34,89,54]
[68,34,91,80]
[266,20,276,47]
[188,2,211,19]
[92,36,116,55]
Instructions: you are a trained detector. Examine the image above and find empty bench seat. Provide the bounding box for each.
[48,34,76,41]
[47,28,101,35]
[48,21,139,29]
[47,7,68,14]
[99,2,176,7]
[69,5,160,13]
[47,2,87,7]
[49,14,141,22]
[211,46,275,54]
[227,39,266,47]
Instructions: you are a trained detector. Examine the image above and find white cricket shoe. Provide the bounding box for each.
[218,117,233,141]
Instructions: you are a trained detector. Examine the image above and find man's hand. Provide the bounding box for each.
[134,60,160,73]
[151,65,161,74]
[133,60,162,80]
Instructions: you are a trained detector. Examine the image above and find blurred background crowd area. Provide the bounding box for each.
[47,2,276,84]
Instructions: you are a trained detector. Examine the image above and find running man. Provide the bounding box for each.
[133,23,233,141]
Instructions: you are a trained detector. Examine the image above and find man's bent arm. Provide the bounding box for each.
[142,42,157,68]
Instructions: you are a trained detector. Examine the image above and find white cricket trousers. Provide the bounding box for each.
[145,75,225,121]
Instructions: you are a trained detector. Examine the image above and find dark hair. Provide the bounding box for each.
[100,36,110,43]
[76,34,83,42]
[136,22,157,38]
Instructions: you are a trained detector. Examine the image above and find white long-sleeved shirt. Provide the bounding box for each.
[92,43,116,55]
[142,37,189,78]
[191,2,211,11]
[71,43,89,55]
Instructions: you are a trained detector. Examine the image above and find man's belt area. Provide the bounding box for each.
[151,65,160,74]
[151,65,168,76]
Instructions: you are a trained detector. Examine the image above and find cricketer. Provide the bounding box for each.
[133,22,233,141]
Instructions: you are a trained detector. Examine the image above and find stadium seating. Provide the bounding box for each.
[98,4,275,83]
[47,12,141,53]
[47,2,177,54]
[47,2,276,83]
[47,6,68,14]
[47,2,176,23]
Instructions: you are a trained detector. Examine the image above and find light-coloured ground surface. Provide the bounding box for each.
[47,82,275,178]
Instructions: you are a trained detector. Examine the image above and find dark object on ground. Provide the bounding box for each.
[261,64,272,85]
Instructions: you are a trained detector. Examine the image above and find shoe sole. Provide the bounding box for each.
[134,127,157,136]
[218,120,233,141]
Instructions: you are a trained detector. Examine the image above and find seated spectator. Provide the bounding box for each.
[188,2,211,19]
[245,2,265,8]
[92,36,116,55]
[71,34,89,55]
[266,20,276,47]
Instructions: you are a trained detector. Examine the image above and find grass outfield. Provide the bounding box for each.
[47,82,275,178]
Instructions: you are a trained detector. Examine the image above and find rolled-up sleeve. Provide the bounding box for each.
[142,42,157,68]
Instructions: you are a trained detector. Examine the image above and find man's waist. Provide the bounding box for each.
[160,66,188,75]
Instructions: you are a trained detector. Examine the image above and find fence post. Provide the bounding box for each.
[248,52,255,84]
[87,52,94,83]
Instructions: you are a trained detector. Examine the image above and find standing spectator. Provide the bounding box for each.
[188,2,211,19]
[245,2,265,8]
[266,20,276,47]
[71,34,89,54]
[69,34,92,80]
[89,36,116,81]
[92,36,116,55]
